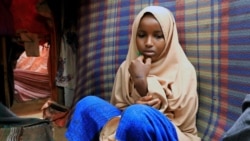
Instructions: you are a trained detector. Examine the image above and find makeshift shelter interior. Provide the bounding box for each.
[0,0,80,140]
[0,0,80,106]
[1,0,250,141]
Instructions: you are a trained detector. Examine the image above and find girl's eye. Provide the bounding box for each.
[137,32,145,38]
[154,34,164,39]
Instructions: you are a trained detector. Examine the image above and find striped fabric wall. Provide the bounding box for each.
[76,0,250,140]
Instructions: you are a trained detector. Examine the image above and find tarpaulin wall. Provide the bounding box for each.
[76,0,250,140]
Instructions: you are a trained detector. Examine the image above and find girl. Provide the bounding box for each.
[66,6,200,141]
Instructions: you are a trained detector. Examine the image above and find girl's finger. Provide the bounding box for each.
[152,100,161,109]
[141,95,152,101]
[145,57,152,65]
[137,55,144,61]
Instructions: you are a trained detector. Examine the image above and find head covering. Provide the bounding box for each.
[111,5,196,107]
[124,5,194,98]
[127,6,180,65]
[111,6,199,140]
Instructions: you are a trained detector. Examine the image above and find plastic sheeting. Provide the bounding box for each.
[14,43,51,102]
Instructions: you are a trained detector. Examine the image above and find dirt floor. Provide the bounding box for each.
[10,98,67,141]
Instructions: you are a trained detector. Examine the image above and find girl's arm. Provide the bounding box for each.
[128,56,151,96]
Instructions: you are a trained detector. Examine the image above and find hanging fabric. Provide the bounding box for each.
[55,32,77,107]
[56,34,76,89]
[14,43,51,102]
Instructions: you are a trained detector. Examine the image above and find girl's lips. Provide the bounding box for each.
[143,51,155,56]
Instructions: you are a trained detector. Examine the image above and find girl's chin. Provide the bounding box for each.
[143,56,155,62]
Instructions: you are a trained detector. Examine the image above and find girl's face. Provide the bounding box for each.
[136,13,165,62]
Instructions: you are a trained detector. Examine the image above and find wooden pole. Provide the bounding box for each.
[1,37,10,107]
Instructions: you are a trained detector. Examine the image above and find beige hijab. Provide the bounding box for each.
[111,6,200,140]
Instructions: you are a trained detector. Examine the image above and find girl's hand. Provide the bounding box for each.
[129,56,151,96]
[135,94,161,109]
[128,55,151,80]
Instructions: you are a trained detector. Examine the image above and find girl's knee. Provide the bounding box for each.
[122,104,153,121]
[124,104,152,114]
[77,96,100,105]
[75,96,103,112]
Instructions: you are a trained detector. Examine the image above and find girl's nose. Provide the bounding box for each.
[145,36,153,47]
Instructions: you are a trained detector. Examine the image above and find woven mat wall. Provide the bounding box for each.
[76,1,250,140]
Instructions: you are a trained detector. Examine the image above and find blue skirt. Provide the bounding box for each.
[66,96,178,141]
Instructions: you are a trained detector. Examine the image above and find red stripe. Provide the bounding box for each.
[129,1,135,37]
[153,0,159,5]
[175,0,186,50]
[213,1,229,140]
[115,1,121,71]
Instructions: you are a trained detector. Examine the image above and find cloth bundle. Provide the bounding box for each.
[222,94,250,141]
